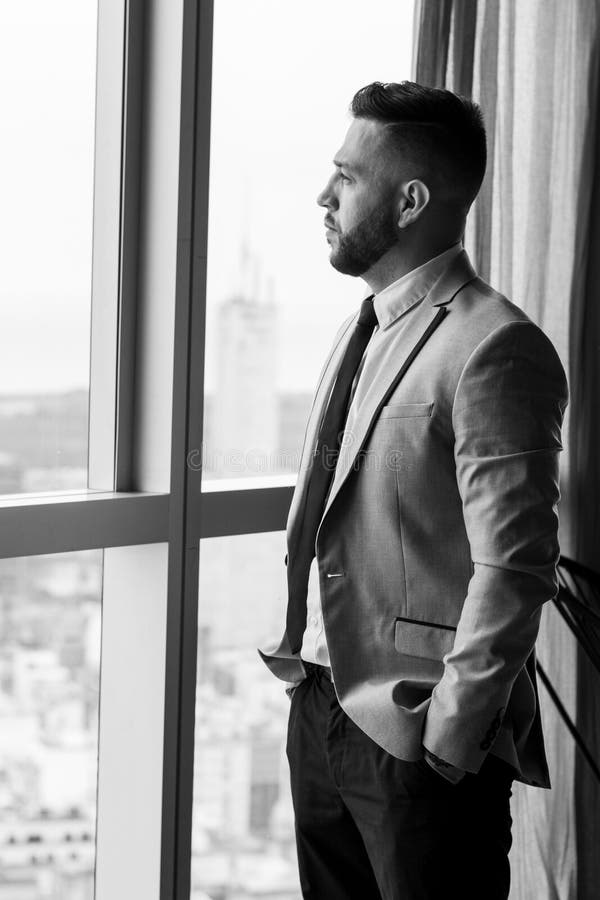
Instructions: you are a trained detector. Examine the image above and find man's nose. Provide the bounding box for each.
[316,176,336,209]
[316,186,329,208]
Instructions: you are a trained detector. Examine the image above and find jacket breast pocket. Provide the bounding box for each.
[394,616,457,660]
[379,401,434,420]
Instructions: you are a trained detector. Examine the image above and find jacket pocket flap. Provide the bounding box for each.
[394,617,456,659]
[380,402,434,419]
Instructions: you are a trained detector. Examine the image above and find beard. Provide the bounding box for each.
[329,203,398,276]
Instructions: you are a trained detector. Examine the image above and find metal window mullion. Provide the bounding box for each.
[115,0,146,491]
[0,479,293,559]
[198,485,293,538]
[0,493,169,558]
[160,2,214,899]
[89,0,146,495]
[88,0,127,492]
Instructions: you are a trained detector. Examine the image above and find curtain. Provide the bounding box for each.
[413,2,600,898]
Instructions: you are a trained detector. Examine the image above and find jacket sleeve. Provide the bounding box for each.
[421,319,569,773]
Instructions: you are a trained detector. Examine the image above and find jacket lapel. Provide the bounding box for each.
[287,249,477,551]
[318,303,448,533]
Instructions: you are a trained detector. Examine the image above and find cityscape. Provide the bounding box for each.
[0,283,310,898]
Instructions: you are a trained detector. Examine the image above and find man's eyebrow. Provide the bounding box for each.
[333,158,358,173]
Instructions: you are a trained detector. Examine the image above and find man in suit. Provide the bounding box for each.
[258,81,569,899]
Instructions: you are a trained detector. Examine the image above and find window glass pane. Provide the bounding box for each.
[0,549,102,900]
[193,532,300,899]
[0,2,98,495]
[203,0,415,483]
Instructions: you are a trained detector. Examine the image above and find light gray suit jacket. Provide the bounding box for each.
[259,249,569,788]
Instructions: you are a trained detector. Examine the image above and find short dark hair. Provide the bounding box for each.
[350,81,487,210]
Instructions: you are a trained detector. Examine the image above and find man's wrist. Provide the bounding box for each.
[422,746,466,784]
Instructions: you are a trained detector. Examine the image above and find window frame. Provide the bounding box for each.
[0,0,292,897]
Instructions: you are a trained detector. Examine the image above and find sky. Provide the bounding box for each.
[0,0,415,395]
[205,0,416,392]
[0,1,97,395]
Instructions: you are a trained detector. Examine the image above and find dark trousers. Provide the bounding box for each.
[286,663,514,900]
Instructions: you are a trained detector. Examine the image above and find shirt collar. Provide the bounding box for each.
[369,241,463,331]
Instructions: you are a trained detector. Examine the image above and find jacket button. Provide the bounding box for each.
[284,553,288,567]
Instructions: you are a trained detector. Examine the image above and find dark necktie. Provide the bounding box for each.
[286,295,379,654]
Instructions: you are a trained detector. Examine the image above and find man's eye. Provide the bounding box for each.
[339,172,350,182]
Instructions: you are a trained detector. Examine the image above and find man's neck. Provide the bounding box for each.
[362,239,462,294]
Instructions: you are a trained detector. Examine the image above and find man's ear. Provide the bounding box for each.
[397,179,430,229]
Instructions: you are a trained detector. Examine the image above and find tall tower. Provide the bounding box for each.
[212,249,278,477]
